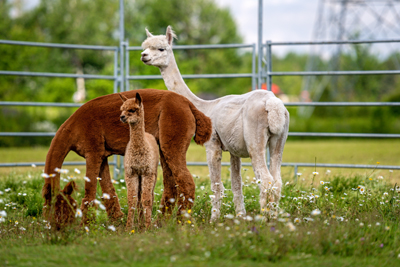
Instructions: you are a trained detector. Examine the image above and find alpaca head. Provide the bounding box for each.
[141,25,177,68]
[53,181,78,229]
[119,93,143,125]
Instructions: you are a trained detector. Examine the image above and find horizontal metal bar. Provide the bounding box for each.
[281,163,400,170]
[1,132,399,138]
[269,70,400,76]
[284,102,400,106]
[2,102,398,108]
[289,132,400,138]
[127,43,254,51]
[0,40,118,51]
[0,161,116,168]
[0,70,116,80]
[182,162,400,170]
[267,39,400,46]
[0,132,55,137]
[127,73,254,80]
[0,101,83,107]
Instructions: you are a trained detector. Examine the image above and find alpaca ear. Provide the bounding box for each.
[63,181,77,195]
[145,28,153,38]
[118,93,128,103]
[135,92,142,107]
[166,25,176,46]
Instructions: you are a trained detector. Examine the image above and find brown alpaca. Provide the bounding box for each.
[119,93,159,230]
[42,181,77,230]
[42,89,212,225]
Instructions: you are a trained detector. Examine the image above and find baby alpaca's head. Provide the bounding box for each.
[119,93,143,125]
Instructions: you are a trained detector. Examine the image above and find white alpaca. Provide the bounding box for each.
[141,26,289,221]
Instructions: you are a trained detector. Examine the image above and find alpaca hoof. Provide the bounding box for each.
[236,210,246,217]
[210,210,221,222]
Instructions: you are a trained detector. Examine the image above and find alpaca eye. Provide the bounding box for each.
[158,48,165,52]
[128,109,136,113]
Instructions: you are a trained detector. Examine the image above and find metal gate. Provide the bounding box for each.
[0,0,399,176]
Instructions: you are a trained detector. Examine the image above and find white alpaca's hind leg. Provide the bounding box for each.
[268,131,288,204]
[250,150,275,211]
[230,154,246,217]
[205,137,224,222]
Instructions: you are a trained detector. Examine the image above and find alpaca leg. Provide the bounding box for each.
[251,151,275,211]
[141,173,157,229]
[246,129,274,211]
[159,141,194,212]
[80,155,103,224]
[159,149,177,213]
[205,139,223,222]
[230,154,246,217]
[243,106,275,212]
[98,158,124,220]
[125,173,139,231]
[268,131,288,204]
[158,105,196,212]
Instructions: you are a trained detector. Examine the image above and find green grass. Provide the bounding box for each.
[1,169,400,265]
[0,140,400,266]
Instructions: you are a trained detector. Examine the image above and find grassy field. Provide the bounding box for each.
[1,139,399,179]
[0,140,400,266]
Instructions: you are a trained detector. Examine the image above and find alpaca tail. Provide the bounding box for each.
[189,102,212,145]
[42,126,73,203]
[266,97,287,135]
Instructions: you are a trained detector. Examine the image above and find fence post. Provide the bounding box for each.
[125,41,129,91]
[252,44,256,91]
[266,41,272,91]
[257,0,263,89]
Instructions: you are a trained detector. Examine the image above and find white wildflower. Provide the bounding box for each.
[75,209,82,218]
[287,222,296,231]
[102,193,110,200]
[108,225,116,231]
[225,214,234,219]
[311,209,321,216]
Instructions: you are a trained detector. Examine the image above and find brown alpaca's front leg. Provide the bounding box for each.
[98,159,124,221]
[80,156,103,225]
[125,173,139,231]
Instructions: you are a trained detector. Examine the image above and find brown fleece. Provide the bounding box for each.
[42,89,212,225]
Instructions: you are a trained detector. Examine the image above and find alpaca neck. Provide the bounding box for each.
[160,53,211,112]
[128,121,146,151]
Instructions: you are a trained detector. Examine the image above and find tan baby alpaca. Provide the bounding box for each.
[119,93,159,230]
